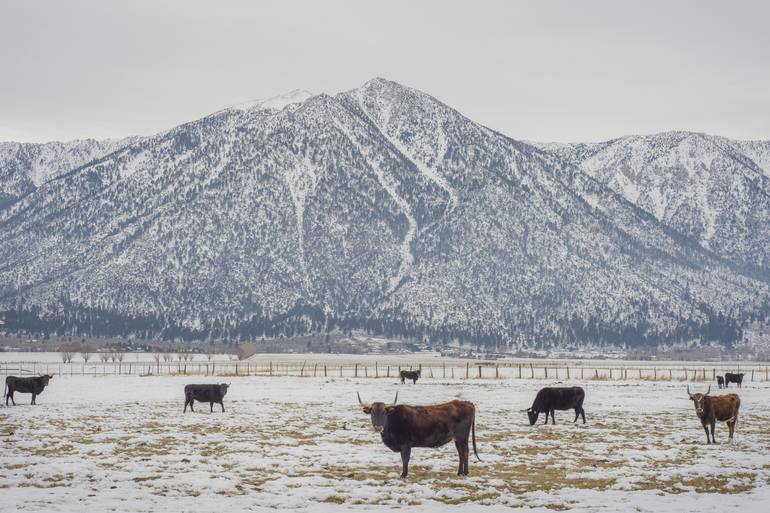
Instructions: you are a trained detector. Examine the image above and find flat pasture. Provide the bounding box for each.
[1,375,768,512]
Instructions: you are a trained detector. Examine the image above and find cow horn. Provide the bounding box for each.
[357,392,366,406]
[705,385,710,396]
[389,391,398,407]
[687,385,692,398]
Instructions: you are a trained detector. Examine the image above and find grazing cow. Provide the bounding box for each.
[183,383,230,413]
[5,375,53,406]
[724,373,745,388]
[399,369,421,384]
[716,375,725,389]
[525,386,586,425]
[358,392,479,478]
[687,385,740,444]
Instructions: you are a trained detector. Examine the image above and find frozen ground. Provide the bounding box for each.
[1,375,768,512]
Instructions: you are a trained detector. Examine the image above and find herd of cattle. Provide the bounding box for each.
[2,369,748,478]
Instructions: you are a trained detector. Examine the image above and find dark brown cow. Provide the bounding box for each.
[399,369,421,384]
[358,392,479,478]
[687,385,740,444]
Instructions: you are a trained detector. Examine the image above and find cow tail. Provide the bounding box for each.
[472,410,481,462]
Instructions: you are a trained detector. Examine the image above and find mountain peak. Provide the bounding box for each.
[232,89,314,112]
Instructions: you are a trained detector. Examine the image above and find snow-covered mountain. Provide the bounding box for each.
[536,132,770,275]
[0,138,137,207]
[1,79,768,348]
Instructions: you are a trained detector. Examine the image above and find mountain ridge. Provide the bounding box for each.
[1,79,769,348]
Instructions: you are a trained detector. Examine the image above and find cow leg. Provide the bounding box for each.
[581,408,586,424]
[400,377,405,384]
[31,394,36,405]
[550,410,556,425]
[710,422,716,444]
[413,378,417,384]
[183,399,188,413]
[400,446,411,478]
[189,400,195,412]
[573,408,580,423]
[210,401,214,413]
[220,401,225,413]
[455,440,469,475]
[702,424,710,444]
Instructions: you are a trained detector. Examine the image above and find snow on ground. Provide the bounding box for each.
[1,376,768,512]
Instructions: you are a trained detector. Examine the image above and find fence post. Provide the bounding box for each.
[314,364,318,377]
[495,365,499,379]
[355,364,358,378]
[530,363,534,378]
[609,368,612,379]
[443,362,446,379]
[466,362,470,379]
[581,367,584,379]
[375,362,378,378]
[594,369,599,379]
[567,367,570,380]
[324,365,327,377]
[544,367,548,379]
[751,370,755,382]
[269,361,272,376]
[387,366,390,377]
[518,364,522,379]
[478,365,482,379]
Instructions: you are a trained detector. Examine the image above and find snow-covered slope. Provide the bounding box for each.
[0,138,137,206]
[535,132,770,275]
[1,80,768,348]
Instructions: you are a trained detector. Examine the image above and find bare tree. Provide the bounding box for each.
[99,352,110,363]
[115,352,125,363]
[153,353,161,364]
[60,350,74,363]
[162,352,172,362]
[81,350,92,363]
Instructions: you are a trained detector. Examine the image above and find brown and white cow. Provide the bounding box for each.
[687,385,740,444]
[358,392,479,478]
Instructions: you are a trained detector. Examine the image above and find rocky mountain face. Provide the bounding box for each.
[536,132,770,277]
[1,79,768,348]
[0,138,137,207]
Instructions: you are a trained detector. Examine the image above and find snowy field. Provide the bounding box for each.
[1,375,768,512]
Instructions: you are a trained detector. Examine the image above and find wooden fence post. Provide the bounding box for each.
[466,362,470,379]
[324,365,327,377]
[530,363,534,378]
[495,365,499,379]
[544,367,548,379]
[518,364,522,379]
[478,365,482,379]
[566,367,570,380]
[269,361,272,376]
[375,362,378,378]
[355,364,358,378]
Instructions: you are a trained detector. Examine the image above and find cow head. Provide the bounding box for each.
[358,392,398,433]
[526,408,539,425]
[687,385,710,417]
[219,383,230,396]
[41,375,53,386]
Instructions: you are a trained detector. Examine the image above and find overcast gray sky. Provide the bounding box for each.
[1,0,769,143]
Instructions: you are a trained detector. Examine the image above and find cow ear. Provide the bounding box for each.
[362,406,372,414]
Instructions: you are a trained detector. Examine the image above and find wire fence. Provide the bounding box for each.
[2,359,769,382]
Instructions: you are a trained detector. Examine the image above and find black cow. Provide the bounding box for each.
[526,386,586,425]
[358,392,479,478]
[725,372,745,388]
[716,375,725,389]
[724,373,744,388]
[5,375,53,406]
[183,383,230,413]
[399,369,421,384]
